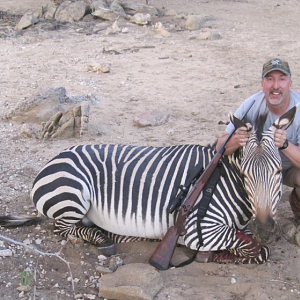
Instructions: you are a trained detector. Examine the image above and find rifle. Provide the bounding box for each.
[148,99,255,271]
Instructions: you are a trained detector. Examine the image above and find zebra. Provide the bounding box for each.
[0,106,296,265]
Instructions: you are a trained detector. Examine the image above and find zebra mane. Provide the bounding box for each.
[252,112,268,142]
[206,140,217,150]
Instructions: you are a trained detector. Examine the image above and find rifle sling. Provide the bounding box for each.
[197,161,224,246]
[170,243,201,268]
[171,161,224,268]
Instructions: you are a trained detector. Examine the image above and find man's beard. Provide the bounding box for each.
[267,89,284,105]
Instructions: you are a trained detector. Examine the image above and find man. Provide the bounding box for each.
[216,58,300,224]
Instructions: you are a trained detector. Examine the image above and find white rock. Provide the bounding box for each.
[0,249,13,257]
[35,238,42,245]
[154,22,170,37]
[15,12,39,30]
[185,15,206,31]
[23,239,31,245]
[130,13,151,25]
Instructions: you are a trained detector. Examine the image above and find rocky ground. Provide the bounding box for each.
[1,0,300,299]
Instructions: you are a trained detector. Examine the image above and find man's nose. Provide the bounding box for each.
[273,79,280,89]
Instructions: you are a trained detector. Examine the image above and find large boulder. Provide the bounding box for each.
[15,12,39,30]
[43,3,58,20]
[92,7,120,21]
[3,87,68,123]
[120,3,159,16]
[185,15,207,30]
[55,0,91,22]
[99,263,163,300]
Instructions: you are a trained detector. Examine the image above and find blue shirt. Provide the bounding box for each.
[226,91,300,170]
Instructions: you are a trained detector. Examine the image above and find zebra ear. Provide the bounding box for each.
[230,114,249,130]
[273,104,298,130]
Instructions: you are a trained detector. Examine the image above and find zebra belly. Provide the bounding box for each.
[85,206,172,239]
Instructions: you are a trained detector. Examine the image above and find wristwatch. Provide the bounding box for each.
[279,139,289,150]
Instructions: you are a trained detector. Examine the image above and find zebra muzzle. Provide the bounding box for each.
[250,216,280,245]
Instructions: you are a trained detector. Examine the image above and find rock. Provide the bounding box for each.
[104,20,121,35]
[0,249,13,257]
[133,110,170,127]
[82,14,94,22]
[55,0,91,22]
[282,222,297,239]
[44,4,58,20]
[4,87,91,140]
[130,13,151,25]
[295,225,300,245]
[53,117,75,139]
[68,1,92,21]
[54,1,73,23]
[20,123,38,139]
[92,22,108,33]
[42,102,90,140]
[91,0,110,10]
[52,0,64,6]
[199,28,222,40]
[92,7,120,21]
[108,256,123,272]
[33,7,43,19]
[98,263,163,300]
[185,15,206,30]
[3,87,68,123]
[15,12,39,30]
[154,22,170,37]
[16,285,31,292]
[67,94,91,104]
[96,265,114,275]
[87,62,110,73]
[110,0,128,18]
[121,3,159,16]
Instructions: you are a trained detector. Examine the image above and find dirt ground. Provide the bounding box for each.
[1,0,300,299]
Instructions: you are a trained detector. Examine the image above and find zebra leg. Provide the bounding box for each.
[54,219,116,256]
[209,231,270,264]
[106,232,160,243]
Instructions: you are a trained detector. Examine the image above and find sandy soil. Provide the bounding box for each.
[1,0,300,299]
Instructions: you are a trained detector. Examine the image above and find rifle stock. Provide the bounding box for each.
[148,99,255,270]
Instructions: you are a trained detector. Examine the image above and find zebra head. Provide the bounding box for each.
[233,105,297,245]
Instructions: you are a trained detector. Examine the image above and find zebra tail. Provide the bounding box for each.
[0,215,44,227]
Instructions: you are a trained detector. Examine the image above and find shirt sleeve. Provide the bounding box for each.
[225,100,252,133]
[225,92,263,133]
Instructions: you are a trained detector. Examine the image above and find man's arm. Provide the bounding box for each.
[275,129,300,169]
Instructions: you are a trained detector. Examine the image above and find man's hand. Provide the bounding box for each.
[234,123,252,147]
[274,129,287,148]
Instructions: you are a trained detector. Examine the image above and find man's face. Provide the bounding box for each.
[261,70,292,106]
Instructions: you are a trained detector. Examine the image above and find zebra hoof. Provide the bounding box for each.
[99,244,116,256]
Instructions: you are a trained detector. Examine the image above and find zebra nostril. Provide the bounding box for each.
[250,216,278,245]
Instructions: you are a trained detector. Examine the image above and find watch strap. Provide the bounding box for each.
[279,139,289,150]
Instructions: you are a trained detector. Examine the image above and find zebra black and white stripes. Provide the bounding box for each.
[31,144,213,240]
[0,105,297,264]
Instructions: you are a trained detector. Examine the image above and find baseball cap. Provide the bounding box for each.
[262,58,291,78]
